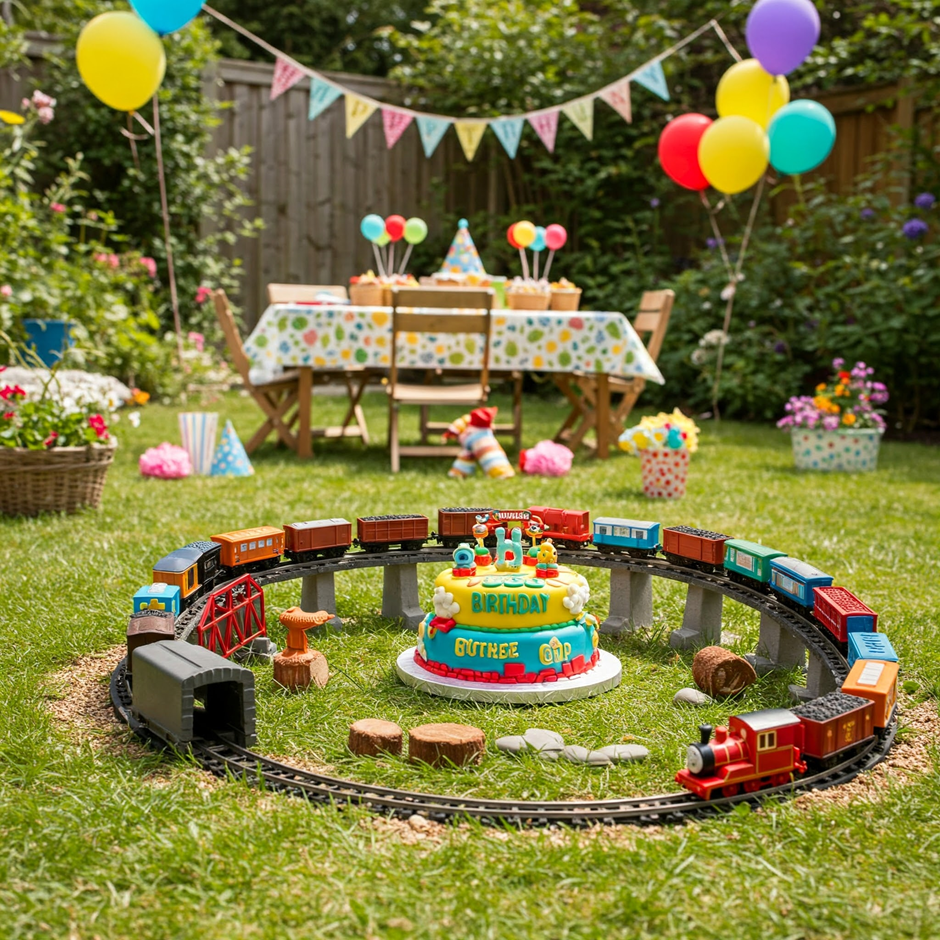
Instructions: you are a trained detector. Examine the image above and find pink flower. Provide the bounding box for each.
[0,285,12,298]
[195,286,212,305]
[88,414,109,439]
[37,107,54,125]
[139,256,157,279]
[43,431,58,448]
[31,90,56,109]
[187,331,205,352]
[3,411,14,420]
[50,203,66,214]
[21,98,30,111]
[0,385,26,401]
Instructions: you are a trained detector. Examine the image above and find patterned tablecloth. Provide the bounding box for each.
[243,305,665,383]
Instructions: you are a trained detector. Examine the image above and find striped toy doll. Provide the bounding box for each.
[443,407,515,480]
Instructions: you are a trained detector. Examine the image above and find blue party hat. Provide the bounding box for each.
[438,218,486,276]
[210,420,254,477]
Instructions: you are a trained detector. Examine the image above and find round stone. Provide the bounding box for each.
[495,735,528,756]
[562,744,612,766]
[597,744,649,763]
[674,687,711,706]
[523,728,564,753]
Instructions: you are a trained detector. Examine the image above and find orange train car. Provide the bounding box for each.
[662,525,730,569]
[356,514,429,552]
[211,526,285,571]
[284,518,352,561]
[841,659,899,729]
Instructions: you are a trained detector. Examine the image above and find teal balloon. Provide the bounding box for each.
[768,100,836,175]
[404,217,428,245]
[531,226,547,252]
[130,0,202,35]
[360,213,386,242]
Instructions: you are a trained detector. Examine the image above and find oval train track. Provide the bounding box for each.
[113,545,897,826]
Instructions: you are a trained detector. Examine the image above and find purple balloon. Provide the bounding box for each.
[746,0,821,76]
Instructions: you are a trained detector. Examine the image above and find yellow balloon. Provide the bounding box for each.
[698,116,769,195]
[77,12,166,113]
[716,58,790,130]
[513,220,536,248]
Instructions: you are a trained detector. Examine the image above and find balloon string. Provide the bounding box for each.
[533,251,540,281]
[389,243,395,276]
[153,95,185,366]
[518,247,530,281]
[398,244,413,276]
[710,174,766,421]
[372,243,386,278]
[699,190,734,282]
[542,249,555,283]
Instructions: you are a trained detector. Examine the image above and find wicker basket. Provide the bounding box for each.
[507,291,551,311]
[550,288,582,311]
[0,444,116,517]
[349,283,385,306]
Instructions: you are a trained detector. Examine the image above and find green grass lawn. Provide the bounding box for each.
[1,388,939,939]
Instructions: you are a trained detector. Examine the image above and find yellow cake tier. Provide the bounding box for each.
[431,564,591,631]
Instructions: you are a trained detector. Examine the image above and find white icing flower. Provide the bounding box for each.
[562,581,590,616]
[433,586,460,619]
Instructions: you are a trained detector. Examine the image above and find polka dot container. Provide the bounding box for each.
[640,448,690,498]
[791,428,883,472]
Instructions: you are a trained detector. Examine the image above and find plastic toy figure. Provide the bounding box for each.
[535,538,559,578]
[495,526,523,571]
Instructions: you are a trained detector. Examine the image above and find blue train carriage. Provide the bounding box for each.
[769,557,833,609]
[592,518,661,556]
[723,539,787,586]
[133,582,181,618]
[847,631,898,669]
[152,541,222,611]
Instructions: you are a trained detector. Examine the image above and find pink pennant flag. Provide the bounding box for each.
[599,78,633,124]
[528,110,559,153]
[382,108,414,150]
[270,57,306,101]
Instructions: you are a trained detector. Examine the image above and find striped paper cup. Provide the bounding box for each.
[178,412,219,476]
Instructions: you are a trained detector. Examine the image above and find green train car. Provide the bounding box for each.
[723,539,786,584]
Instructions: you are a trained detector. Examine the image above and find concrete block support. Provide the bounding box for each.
[789,649,839,702]
[381,562,424,630]
[746,611,807,675]
[601,568,653,635]
[670,584,723,650]
[300,572,344,630]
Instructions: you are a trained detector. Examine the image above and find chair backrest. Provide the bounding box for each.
[633,289,674,363]
[267,283,349,304]
[212,289,252,384]
[390,287,494,392]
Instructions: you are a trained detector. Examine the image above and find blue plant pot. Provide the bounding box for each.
[22,319,74,367]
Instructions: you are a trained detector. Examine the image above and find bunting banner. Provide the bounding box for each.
[491,118,524,159]
[416,115,451,158]
[270,56,306,101]
[561,99,594,141]
[382,108,413,149]
[599,78,633,123]
[634,60,670,101]
[345,93,376,138]
[528,110,560,154]
[455,120,488,161]
[309,77,342,121]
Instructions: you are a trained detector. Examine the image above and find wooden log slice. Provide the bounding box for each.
[691,645,757,697]
[273,649,329,692]
[348,719,404,757]
[408,722,486,767]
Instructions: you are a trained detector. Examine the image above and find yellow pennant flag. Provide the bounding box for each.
[454,120,488,161]
[345,93,376,138]
[561,99,594,141]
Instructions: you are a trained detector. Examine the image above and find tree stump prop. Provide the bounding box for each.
[692,645,757,697]
[408,723,485,767]
[273,607,333,692]
[348,719,404,757]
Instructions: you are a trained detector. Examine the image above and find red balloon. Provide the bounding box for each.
[658,114,713,191]
[506,223,521,249]
[545,224,567,251]
[385,214,406,242]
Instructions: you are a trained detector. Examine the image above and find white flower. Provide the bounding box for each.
[562,581,590,616]
[720,283,736,301]
[691,348,708,365]
[432,586,460,619]
[128,411,141,428]
[699,329,730,348]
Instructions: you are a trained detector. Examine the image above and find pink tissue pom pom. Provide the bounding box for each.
[519,439,574,477]
[139,442,192,479]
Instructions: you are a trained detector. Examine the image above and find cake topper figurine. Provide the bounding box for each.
[495,526,523,571]
[452,542,477,577]
[473,513,494,566]
[524,516,545,568]
[536,538,559,579]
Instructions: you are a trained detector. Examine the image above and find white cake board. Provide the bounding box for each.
[395,648,622,705]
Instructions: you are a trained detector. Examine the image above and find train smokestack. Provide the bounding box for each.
[699,724,713,745]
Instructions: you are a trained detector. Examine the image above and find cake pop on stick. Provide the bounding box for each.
[531,226,547,281]
[513,221,537,281]
[542,223,568,282]
[398,217,428,275]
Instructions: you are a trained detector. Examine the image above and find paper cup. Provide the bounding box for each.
[640,447,690,498]
[179,412,219,476]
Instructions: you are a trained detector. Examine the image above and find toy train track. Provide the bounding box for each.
[114,544,897,826]
[110,658,895,826]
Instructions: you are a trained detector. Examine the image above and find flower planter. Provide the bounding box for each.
[790,428,883,472]
[640,447,690,498]
[0,444,116,516]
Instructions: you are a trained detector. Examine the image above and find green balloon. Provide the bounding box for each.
[374,230,391,246]
[404,217,428,245]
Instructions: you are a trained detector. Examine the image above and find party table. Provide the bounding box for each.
[243,304,665,459]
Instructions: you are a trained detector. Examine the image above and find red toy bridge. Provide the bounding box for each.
[197,575,266,658]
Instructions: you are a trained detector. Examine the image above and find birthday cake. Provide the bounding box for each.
[414,533,600,684]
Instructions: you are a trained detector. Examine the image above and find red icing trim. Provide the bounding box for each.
[412,648,601,684]
[452,567,477,578]
[429,616,457,632]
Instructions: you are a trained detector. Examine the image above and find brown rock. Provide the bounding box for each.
[349,718,404,757]
[692,645,757,697]
[408,722,485,767]
[273,649,329,692]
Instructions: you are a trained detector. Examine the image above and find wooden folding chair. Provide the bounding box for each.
[388,287,494,473]
[264,282,370,445]
[555,289,674,451]
[212,289,302,454]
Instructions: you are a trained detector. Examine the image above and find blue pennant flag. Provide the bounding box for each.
[309,77,342,121]
[491,118,524,159]
[416,116,452,158]
[634,60,669,101]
